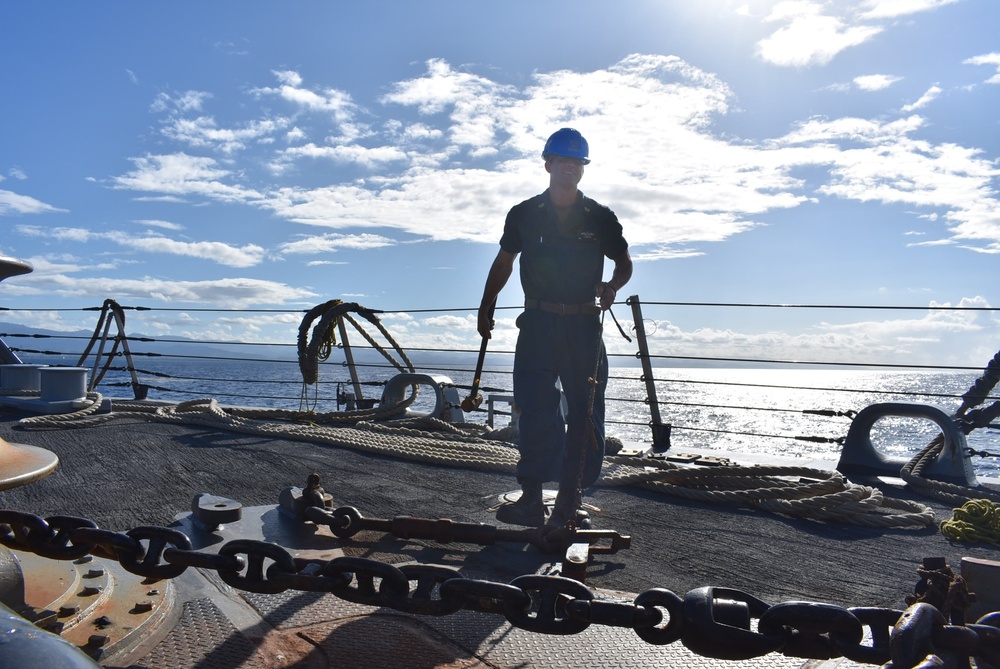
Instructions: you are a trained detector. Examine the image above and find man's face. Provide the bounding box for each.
[546,155,586,187]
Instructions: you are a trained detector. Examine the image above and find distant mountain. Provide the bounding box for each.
[0,322,439,367]
[0,321,295,363]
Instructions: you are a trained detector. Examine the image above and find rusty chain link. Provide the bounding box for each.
[1,510,999,668]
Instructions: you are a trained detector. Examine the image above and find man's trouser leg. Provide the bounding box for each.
[548,317,607,528]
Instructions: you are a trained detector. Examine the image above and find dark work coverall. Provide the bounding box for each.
[499,189,629,489]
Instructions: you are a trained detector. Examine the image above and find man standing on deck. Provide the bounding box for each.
[477,128,633,528]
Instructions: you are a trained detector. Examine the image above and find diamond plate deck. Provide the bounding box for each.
[126,598,266,669]
[129,583,862,669]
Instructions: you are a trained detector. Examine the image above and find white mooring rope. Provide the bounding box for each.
[18,393,937,529]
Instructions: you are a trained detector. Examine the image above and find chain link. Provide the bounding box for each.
[758,601,864,660]
[835,607,903,664]
[119,526,192,579]
[2,510,999,667]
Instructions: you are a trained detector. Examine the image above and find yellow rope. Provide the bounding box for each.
[940,498,1000,548]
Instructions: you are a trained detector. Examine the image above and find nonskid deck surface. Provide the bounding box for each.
[1,411,996,668]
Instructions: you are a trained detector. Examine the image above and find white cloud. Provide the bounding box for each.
[16,225,94,242]
[858,0,960,21]
[110,153,262,203]
[108,234,267,268]
[9,253,315,314]
[105,55,1000,259]
[0,190,67,216]
[964,53,1000,85]
[272,70,302,87]
[279,233,398,254]
[853,74,902,91]
[253,70,368,140]
[151,90,212,114]
[15,225,268,267]
[779,114,925,144]
[631,245,706,261]
[278,142,408,168]
[817,297,987,345]
[777,115,1000,253]
[754,0,958,68]
[305,260,348,267]
[14,255,121,277]
[756,1,882,67]
[401,123,444,141]
[626,295,994,367]
[150,85,294,155]
[136,219,184,231]
[382,58,516,155]
[14,273,316,308]
[160,115,289,154]
[901,85,941,111]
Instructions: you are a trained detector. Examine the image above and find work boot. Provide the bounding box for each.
[547,486,592,529]
[496,479,546,527]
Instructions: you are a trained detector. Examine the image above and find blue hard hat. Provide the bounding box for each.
[542,128,590,164]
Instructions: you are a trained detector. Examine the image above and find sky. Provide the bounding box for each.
[1,0,998,370]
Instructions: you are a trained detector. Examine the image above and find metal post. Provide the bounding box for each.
[87,316,114,392]
[111,310,143,399]
[337,318,365,402]
[626,295,671,452]
[0,339,22,365]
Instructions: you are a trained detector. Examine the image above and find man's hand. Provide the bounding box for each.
[477,305,495,339]
[596,282,617,311]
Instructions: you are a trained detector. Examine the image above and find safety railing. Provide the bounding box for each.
[2,297,998,475]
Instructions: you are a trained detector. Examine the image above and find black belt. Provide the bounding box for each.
[524,299,600,316]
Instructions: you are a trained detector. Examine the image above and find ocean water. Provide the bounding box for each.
[89,358,1000,479]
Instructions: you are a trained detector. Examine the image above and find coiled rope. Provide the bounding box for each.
[297,300,414,385]
[901,435,1000,507]
[940,498,1000,548]
[18,393,935,529]
[599,456,934,528]
[295,300,420,419]
[898,349,1000,510]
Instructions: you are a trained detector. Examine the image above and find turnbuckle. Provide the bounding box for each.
[308,506,629,556]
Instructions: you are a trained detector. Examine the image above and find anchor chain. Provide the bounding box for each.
[1,510,998,666]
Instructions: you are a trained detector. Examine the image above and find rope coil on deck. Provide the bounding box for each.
[18,394,936,529]
[600,457,935,528]
[939,498,1000,548]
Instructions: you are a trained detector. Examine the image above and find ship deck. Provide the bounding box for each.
[1,405,998,668]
